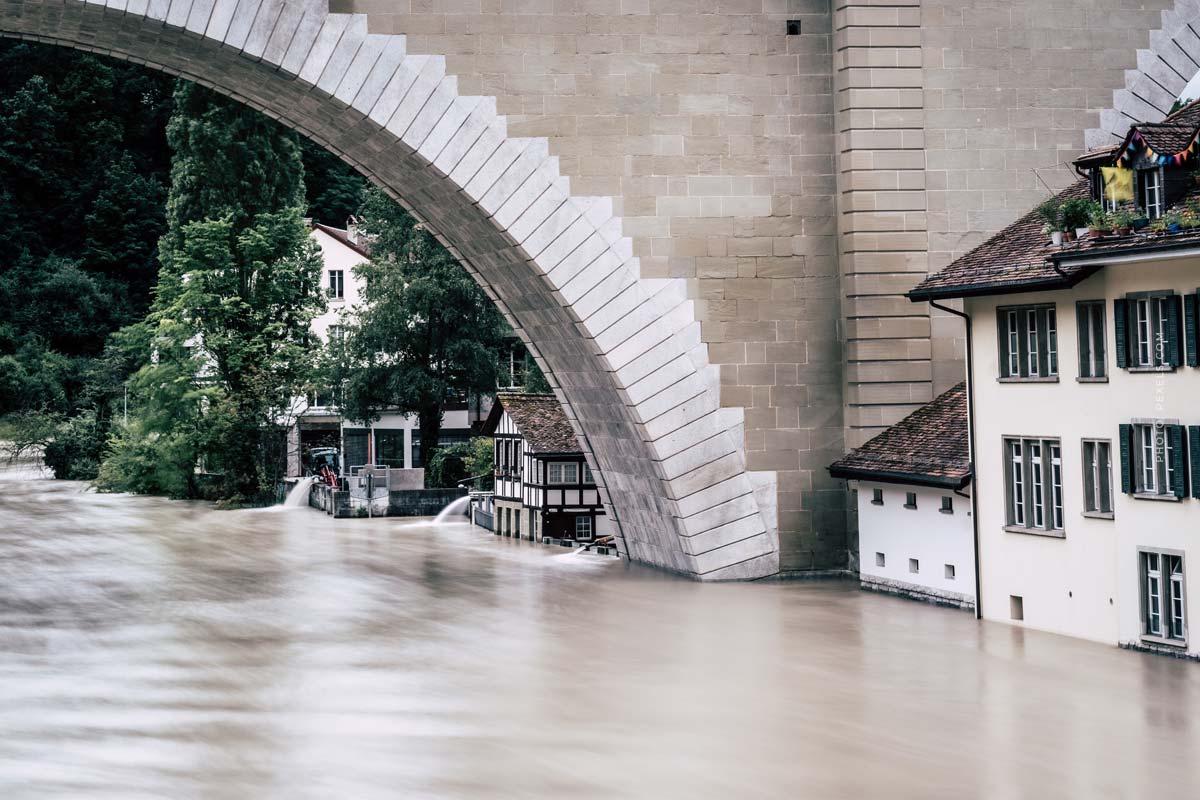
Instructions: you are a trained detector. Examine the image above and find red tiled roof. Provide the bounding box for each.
[482,393,582,454]
[828,383,970,489]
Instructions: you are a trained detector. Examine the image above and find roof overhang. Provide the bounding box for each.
[827,465,972,490]
[1051,241,1200,268]
[906,266,1101,302]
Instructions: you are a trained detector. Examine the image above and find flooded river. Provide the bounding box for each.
[0,476,1197,799]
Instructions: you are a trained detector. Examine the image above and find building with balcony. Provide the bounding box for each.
[908,101,1200,659]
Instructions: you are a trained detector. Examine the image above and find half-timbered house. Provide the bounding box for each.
[482,393,606,543]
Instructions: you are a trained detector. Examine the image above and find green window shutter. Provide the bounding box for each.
[997,312,1009,378]
[1118,423,1133,494]
[1114,298,1129,369]
[1186,294,1199,367]
[1076,302,1089,375]
[1166,295,1182,366]
[1190,426,1200,499]
[1171,425,1187,498]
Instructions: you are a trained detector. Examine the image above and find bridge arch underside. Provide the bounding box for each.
[0,0,778,579]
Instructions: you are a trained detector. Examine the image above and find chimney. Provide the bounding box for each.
[346,215,360,244]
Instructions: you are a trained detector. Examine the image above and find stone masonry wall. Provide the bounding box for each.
[345,0,848,571]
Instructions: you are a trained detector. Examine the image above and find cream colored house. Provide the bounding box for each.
[910,102,1200,660]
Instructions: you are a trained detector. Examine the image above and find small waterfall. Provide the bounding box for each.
[433,495,470,524]
[283,476,317,508]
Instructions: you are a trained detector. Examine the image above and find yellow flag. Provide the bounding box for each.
[1101,166,1134,203]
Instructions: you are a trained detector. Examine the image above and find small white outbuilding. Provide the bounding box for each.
[829,384,975,610]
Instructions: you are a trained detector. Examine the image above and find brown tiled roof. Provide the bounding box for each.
[483,393,582,454]
[908,181,1099,300]
[1134,122,1196,154]
[1081,100,1200,170]
[312,222,371,259]
[828,383,970,489]
[1074,144,1120,167]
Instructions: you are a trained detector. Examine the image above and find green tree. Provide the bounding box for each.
[300,139,367,226]
[0,42,173,477]
[330,187,507,472]
[426,437,495,489]
[101,83,324,503]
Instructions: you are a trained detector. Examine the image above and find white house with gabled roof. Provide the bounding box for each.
[908,101,1200,660]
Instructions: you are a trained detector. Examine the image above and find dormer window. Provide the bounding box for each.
[1140,168,1164,218]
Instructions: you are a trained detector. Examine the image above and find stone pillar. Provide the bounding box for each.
[834,0,932,450]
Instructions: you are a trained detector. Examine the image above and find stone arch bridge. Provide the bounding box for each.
[0,0,1187,578]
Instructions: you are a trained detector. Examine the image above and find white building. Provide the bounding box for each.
[830,385,975,610]
[481,393,610,543]
[287,221,482,477]
[908,102,1200,659]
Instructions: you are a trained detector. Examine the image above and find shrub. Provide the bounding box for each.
[1060,198,1099,231]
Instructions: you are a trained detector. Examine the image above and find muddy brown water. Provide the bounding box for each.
[0,476,1196,799]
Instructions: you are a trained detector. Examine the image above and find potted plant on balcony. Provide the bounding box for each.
[1037,198,1065,245]
[1109,208,1135,236]
[1147,211,1181,234]
[1088,203,1112,237]
[1132,209,1150,231]
[1061,197,1098,240]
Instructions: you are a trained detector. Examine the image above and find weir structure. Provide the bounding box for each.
[0,0,1188,578]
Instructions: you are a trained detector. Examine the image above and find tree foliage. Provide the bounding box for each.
[328,187,507,470]
[99,83,324,503]
[0,42,175,476]
[301,138,367,227]
[426,437,495,489]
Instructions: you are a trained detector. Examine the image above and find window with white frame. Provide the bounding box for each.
[1128,422,1184,498]
[1076,301,1106,379]
[583,464,594,484]
[1141,550,1186,643]
[1081,439,1113,515]
[547,462,579,485]
[1134,295,1172,368]
[998,304,1057,379]
[328,269,345,299]
[1004,437,1064,532]
[575,515,593,540]
[1140,168,1164,218]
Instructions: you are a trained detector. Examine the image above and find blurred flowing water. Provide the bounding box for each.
[0,476,1197,799]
